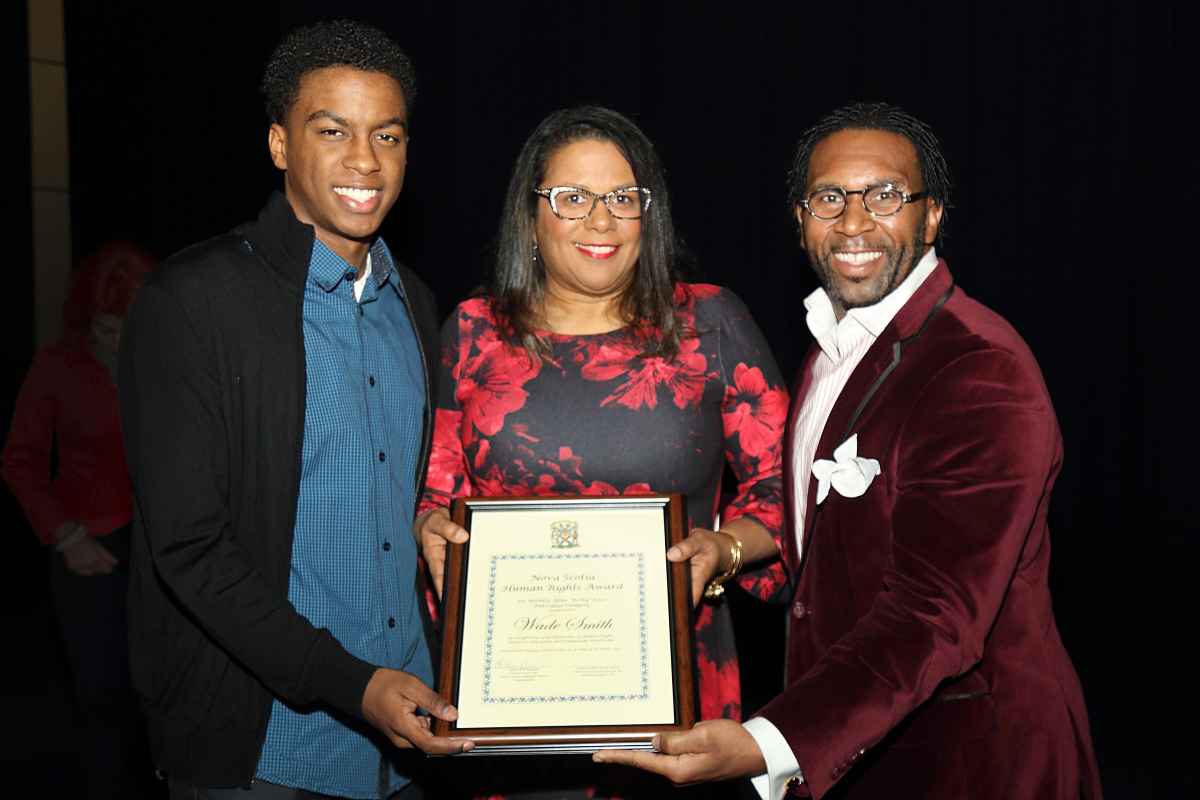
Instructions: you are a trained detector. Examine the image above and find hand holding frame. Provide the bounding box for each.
[592,719,766,784]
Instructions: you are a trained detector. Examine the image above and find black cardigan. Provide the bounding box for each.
[118,192,440,785]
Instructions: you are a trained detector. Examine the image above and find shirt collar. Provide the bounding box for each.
[804,248,939,362]
[308,238,400,295]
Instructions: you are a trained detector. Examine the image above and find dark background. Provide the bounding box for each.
[7,0,1188,796]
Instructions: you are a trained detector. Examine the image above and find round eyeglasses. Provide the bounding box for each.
[800,183,926,220]
[533,185,652,220]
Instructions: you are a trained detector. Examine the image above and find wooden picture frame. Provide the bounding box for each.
[432,494,696,755]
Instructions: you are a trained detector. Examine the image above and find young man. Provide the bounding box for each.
[596,103,1102,799]
[119,20,471,800]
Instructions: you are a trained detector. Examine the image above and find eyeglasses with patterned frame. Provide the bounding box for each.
[800,183,926,221]
[533,185,652,220]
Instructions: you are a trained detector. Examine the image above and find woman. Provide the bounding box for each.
[2,242,155,798]
[416,106,788,795]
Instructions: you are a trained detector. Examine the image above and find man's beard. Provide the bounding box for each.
[812,212,928,313]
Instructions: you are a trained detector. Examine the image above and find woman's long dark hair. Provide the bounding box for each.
[492,106,684,361]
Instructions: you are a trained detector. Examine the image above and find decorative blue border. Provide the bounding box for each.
[482,553,648,704]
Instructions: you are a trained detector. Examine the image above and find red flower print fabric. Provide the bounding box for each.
[453,339,541,445]
[419,285,789,723]
[581,336,709,410]
[724,363,789,459]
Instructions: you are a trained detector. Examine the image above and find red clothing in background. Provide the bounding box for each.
[3,337,132,544]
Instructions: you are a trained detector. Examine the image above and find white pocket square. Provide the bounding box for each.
[811,434,881,505]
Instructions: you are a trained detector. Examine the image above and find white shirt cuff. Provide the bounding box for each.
[743,716,803,799]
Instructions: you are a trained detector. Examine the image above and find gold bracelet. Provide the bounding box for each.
[703,530,743,600]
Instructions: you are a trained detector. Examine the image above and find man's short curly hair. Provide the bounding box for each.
[261,19,417,125]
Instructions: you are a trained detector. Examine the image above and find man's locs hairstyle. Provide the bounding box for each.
[787,102,953,247]
[261,19,417,126]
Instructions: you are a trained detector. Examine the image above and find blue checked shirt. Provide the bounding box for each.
[256,238,432,799]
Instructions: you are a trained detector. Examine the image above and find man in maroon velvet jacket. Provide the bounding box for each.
[597,103,1102,798]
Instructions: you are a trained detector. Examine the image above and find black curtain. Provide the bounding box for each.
[16,1,1182,795]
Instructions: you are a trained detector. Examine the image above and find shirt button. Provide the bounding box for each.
[369,375,376,387]
[387,617,396,628]
[345,270,356,282]
[382,541,391,551]
[792,600,809,619]
[378,451,386,462]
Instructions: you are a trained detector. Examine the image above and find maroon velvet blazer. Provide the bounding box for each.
[761,261,1102,799]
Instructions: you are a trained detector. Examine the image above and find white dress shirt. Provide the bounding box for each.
[742,249,939,799]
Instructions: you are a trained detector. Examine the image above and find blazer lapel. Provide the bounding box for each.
[782,346,820,572]
[796,260,958,560]
[797,328,901,559]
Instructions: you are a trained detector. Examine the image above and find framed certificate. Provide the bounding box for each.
[432,494,696,755]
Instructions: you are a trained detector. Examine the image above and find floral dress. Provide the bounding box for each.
[419,283,789,721]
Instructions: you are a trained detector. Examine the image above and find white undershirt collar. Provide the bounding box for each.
[353,252,373,302]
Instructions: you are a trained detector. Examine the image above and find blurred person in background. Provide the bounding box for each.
[2,240,156,799]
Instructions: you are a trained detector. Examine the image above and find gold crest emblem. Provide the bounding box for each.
[550,520,580,548]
